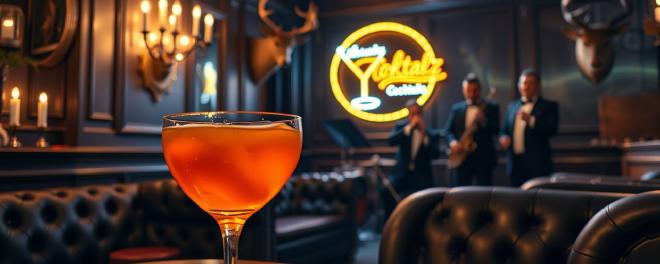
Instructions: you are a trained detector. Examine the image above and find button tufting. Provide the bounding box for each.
[40,202,58,224]
[3,206,22,229]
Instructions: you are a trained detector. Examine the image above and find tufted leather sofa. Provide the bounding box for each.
[568,190,660,263]
[0,184,143,264]
[379,186,630,264]
[273,170,362,264]
[0,172,361,264]
[522,172,660,194]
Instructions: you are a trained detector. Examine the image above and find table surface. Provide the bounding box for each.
[141,259,282,264]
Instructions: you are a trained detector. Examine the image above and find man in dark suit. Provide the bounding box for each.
[500,68,559,186]
[445,73,500,186]
[383,100,440,218]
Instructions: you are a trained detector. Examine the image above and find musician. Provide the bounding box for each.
[499,68,559,186]
[445,73,500,186]
[384,100,440,218]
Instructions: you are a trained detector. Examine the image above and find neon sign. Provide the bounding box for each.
[329,22,447,122]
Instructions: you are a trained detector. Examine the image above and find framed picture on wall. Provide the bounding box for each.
[29,0,78,68]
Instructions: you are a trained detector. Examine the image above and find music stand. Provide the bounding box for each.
[323,119,371,168]
[323,119,401,202]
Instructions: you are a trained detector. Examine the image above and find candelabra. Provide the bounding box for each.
[644,0,660,45]
[138,0,214,101]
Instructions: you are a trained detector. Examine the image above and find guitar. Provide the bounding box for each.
[447,87,496,169]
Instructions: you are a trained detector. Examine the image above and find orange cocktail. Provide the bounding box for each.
[162,123,302,222]
[162,112,302,264]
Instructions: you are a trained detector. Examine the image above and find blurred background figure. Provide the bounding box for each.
[500,68,559,186]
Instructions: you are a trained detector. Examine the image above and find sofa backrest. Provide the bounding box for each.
[0,184,142,264]
[522,172,660,194]
[274,171,362,217]
[379,186,628,264]
[568,190,660,264]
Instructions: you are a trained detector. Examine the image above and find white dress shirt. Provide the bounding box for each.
[513,97,536,154]
[465,105,480,129]
[404,124,428,170]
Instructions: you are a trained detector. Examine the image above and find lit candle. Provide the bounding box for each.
[172,1,182,31]
[657,0,660,24]
[203,14,214,43]
[140,0,150,32]
[37,92,48,128]
[158,0,167,28]
[9,87,20,127]
[192,5,201,37]
[1,18,15,40]
[168,15,177,32]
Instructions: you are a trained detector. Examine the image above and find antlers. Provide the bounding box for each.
[258,0,318,36]
[561,0,631,29]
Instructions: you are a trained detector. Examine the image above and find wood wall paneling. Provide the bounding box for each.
[88,0,116,121]
[536,1,658,133]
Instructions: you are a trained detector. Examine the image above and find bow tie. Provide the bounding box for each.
[521,99,534,105]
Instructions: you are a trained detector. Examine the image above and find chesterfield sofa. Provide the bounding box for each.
[522,172,660,193]
[0,171,361,264]
[379,186,660,264]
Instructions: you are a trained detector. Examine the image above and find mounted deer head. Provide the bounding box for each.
[249,0,318,85]
[561,0,631,84]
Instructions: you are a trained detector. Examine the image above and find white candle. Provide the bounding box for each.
[168,15,177,32]
[158,0,167,28]
[203,14,214,43]
[140,0,150,32]
[192,5,201,37]
[1,18,15,39]
[9,87,20,126]
[37,92,48,128]
[172,1,182,31]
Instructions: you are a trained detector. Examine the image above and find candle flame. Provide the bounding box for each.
[140,0,151,13]
[39,92,48,103]
[204,14,214,26]
[11,87,19,99]
[2,19,14,27]
[657,0,660,6]
[172,1,182,16]
[193,5,202,18]
[169,15,176,27]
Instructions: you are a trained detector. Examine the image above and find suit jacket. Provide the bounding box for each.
[444,100,500,167]
[502,97,559,177]
[388,121,440,193]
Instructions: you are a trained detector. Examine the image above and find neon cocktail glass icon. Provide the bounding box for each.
[336,44,386,111]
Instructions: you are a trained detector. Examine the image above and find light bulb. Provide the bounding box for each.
[2,19,14,27]
[179,35,190,47]
[175,53,184,61]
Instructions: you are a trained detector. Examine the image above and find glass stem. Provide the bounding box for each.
[219,222,243,264]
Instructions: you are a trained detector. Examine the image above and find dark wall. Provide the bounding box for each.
[0,0,265,147]
[283,0,659,155]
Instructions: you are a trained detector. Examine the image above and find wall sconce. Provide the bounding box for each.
[0,5,23,49]
[138,0,214,101]
[0,4,25,147]
[644,0,660,45]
